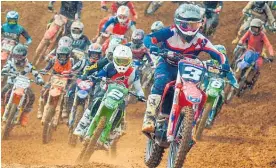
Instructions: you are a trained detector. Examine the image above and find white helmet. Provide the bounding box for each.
[58,36,73,49]
[151,21,164,32]
[71,21,84,40]
[116,5,130,24]
[113,45,132,73]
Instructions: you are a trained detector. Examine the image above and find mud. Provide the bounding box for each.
[1,1,276,168]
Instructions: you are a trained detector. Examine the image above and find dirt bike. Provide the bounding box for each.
[68,78,94,147]
[144,1,164,16]
[76,77,146,163]
[201,8,221,37]
[194,64,231,140]
[40,72,71,144]
[144,51,207,168]
[33,13,73,67]
[225,48,273,103]
[1,73,36,140]
[100,33,127,53]
[1,38,17,86]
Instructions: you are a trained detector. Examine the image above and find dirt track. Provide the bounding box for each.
[1,2,276,168]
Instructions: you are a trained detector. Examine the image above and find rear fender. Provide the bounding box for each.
[44,24,61,40]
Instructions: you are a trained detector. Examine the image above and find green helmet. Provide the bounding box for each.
[214,44,227,55]
[56,46,71,65]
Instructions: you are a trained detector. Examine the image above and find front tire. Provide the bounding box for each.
[42,105,55,144]
[195,103,212,140]
[167,106,194,168]
[2,104,17,140]
[77,116,106,163]
[68,104,84,147]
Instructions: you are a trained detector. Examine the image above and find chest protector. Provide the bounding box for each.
[53,59,72,74]
[111,67,134,88]
[112,20,131,35]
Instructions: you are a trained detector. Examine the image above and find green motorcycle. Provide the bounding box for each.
[76,78,145,163]
[194,64,229,140]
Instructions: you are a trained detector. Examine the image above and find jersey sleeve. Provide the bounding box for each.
[263,33,274,56]
[21,27,32,45]
[143,27,174,48]
[101,17,116,32]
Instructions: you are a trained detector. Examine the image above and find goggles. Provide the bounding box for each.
[114,57,131,66]
[175,20,201,33]
[8,19,17,25]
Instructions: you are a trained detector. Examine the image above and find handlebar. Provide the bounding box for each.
[1,73,36,83]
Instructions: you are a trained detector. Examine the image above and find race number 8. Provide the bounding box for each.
[211,81,222,88]
[108,89,124,100]
[182,67,203,81]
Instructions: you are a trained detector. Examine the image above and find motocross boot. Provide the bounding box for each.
[142,94,161,133]
[37,97,44,119]
[73,108,92,137]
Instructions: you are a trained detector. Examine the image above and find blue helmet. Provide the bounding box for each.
[6,11,19,26]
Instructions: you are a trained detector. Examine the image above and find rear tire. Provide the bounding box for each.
[167,106,194,168]
[68,104,84,147]
[42,105,55,144]
[2,104,17,140]
[195,103,212,140]
[144,138,165,168]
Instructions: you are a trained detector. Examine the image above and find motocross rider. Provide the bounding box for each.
[96,5,136,44]
[202,1,223,34]
[236,18,274,87]
[1,11,32,46]
[101,1,138,21]
[126,29,153,75]
[141,4,234,133]
[47,1,83,35]
[1,44,44,126]
[37,46,75,119]
[74,45,145,139]
[232,1,276,44]
[151,21,165,33]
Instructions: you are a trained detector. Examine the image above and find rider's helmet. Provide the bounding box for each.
[250,18,263,36]
[6,11,19,27]
[116,1,129,6]
[131,29,145,48]
[88,43,102,64]
[70,21,84,40]
[254,1,266,11]
[113,44,133,73]
[214,44,227,56]
[151,21,164,33]
[56,46,71,65]
[12,44,28,68]
[116,5,130,24]
[174,4,203,43]
[58,36,73,49]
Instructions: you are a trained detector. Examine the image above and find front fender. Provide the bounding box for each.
[182,82,203,105]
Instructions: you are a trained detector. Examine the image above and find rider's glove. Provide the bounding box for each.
[137,96,146,102]
[214,6,222,13]
[101,5,108,12]
[220,63,230,71]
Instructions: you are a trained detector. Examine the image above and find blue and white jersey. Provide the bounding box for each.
[1,23,32,45]
[143,26,228,65]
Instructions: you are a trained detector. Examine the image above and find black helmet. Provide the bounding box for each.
[254,1,266,9]
[12,44,28,67]
[56,46,71,65]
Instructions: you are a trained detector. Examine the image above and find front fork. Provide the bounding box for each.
[69,88,79,127]
[3,88,26,124]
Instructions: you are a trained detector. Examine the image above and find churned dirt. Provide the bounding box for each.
[1,1,276,168]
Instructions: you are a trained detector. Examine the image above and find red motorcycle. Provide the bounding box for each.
[144,51,207,168]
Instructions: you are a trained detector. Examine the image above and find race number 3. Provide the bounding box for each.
[182,66,203,81]
[108,89,124,100]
